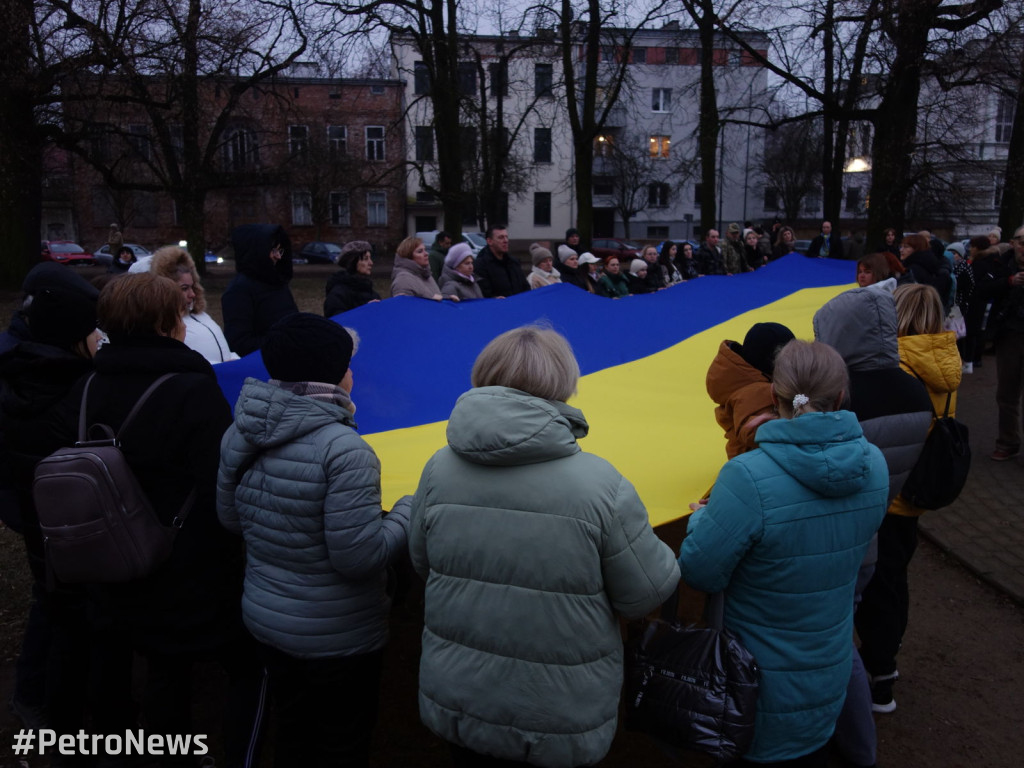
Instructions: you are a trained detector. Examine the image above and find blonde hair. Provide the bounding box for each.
[894,283,944,336]
[471,325,580,402]
[150,245,205,313]
[772,340,848,418]
[396,236,423,260]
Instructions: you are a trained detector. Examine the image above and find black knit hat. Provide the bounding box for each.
[22,264,99,351]
[739,322,795,378]
[261,313,354,384]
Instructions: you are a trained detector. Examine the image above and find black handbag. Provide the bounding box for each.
[624,590,759,762]
[899,362,971,510]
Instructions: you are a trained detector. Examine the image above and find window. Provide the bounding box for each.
[457,61,476,96]
[594,133,614,157]
[415,126,434,162]
[649,135,671,159]
[694,183,703,207]
[664,47,678,65]
[996,93,1015,143]
[292,191,312,226]
[489,61,508,98]
[648,225,669,239]
[534,127,552,163]
[224,128,258,171]
[763,187,779,211]
[289,125,309,159]
[414,61,430,95]
[128,124,151,161]
[995,176,1004,209]
[648,182,670,208]
[370,84,385,95]
[367,191,387,227]
[535,63,553,98]
[845,186,861,211]
[416,190,437,203]
[632,47,647,64]
[365,126,385,161]
[652,88,671,112]
[327,125,347,159]
[534,192,551,227]
[329,192,350,226]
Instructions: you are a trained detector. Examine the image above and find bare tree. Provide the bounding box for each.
[761,118,823,222]
[595,129,680,238]
[40,0,309,272]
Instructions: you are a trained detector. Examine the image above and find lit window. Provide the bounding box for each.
[594,134,614,157]
[649,135,671,159]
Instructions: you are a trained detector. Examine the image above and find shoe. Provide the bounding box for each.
[990,448,1020,461]
[870,671,898,713]
[961,362,973,374]
[8,695,48,730]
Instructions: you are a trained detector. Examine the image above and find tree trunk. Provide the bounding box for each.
[696,5,718,234]
[0,0,40,287]
[998,46,1024,235]
[867,10,928,245]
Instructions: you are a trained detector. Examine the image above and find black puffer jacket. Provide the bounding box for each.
[898,249,952,302]
[324,271,381,316]
[222,224,298,355]
[64,335,242,654]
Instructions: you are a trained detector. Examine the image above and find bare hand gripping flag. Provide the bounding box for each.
[216,255,855,526]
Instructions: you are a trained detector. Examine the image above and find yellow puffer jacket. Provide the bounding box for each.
[891,331,962,516]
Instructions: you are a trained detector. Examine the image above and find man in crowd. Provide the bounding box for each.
[428,232,452,281]
[695,229,725,276]
[474,225,529,298]
[721,223,745,274]
[806,220,844,259]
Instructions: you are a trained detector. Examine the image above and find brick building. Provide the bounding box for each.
[63,70,406,257]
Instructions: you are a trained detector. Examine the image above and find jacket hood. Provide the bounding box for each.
[445,386,586,466]
[232,377,355,450]
[706,341,766,405]
[392,254,431,281]
[814,287,899,371]
[440,264,474,285]
[756,410,873,497]
[231,224,292,284]
[898,332,962,397]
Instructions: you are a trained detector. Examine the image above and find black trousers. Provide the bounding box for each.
[855,514,920,677]
[262,645,384,768]
[727,742,829,767]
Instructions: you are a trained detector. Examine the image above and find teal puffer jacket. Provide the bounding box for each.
[410,386,680,768]
[217,378,410,658]
[679,410,888,762]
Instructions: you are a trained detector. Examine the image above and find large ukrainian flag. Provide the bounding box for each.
[216,254,855,526]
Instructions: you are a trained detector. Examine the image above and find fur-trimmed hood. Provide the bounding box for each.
[150,245,206,313]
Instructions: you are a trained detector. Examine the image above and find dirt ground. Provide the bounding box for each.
[1,264,1023,766]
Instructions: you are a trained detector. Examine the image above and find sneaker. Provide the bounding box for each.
[870,671,898,713]
[990,448,1020,461]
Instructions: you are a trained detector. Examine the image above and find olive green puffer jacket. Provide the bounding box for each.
[409,386,679,767]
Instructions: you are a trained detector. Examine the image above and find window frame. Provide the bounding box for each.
[329,191,351,227]
[366,190,388,227]
[291,190,313,226]
[365,125,386,161]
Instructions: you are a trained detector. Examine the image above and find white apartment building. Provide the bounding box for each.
[391,23,771,243]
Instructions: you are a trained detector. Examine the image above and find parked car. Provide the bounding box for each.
[40,241,95,267]
[590,237,643,262]
[415,231,485,256]
[295,241,342,264]
[92,242,153,267]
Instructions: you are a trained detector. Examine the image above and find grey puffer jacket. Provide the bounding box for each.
[217,377,410,658]
[438,264,483,300]
[409,386,679,768]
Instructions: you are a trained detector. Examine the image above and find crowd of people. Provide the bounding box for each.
[1,219,1023,768]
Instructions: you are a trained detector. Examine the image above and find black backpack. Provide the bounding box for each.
[899,363,971,510]
[33,373,195,583]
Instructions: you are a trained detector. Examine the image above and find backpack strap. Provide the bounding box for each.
[900,359,953,419]
[79,372,197,529]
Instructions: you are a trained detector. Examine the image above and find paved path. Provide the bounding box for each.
[918,351,1024,604]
